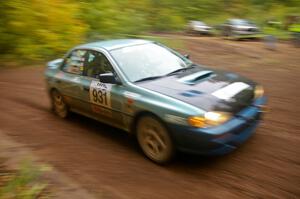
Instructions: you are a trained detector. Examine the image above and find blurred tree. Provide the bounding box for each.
[0,0,87,60]
[0,0,299,62]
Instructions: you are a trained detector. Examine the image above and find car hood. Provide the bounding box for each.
[136,66,256,113]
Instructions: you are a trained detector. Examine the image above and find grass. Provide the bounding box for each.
[262,28,292,40]
[0,160,52,199]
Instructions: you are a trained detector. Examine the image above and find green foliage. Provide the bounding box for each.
[0,0,87,60]
[81,0,150,38]
[0,0,299,62]
[0,160,51,199]
[119,34,185,49]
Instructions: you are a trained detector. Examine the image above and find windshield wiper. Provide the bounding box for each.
[166,65,195,76]
[134,75,164,83]
[134,64,195,82]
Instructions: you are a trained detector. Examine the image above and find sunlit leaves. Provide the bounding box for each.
[0,0,87,60]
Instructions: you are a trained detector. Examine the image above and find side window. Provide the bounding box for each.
[62,49,87,75]
[84,51,114,78]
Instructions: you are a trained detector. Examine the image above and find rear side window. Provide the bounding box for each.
[62,50,87,75]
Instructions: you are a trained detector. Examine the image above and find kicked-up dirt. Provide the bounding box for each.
[0,36,299,198]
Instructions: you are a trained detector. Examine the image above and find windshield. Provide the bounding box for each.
[110,43,192,82]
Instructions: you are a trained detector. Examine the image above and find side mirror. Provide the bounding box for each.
[184,54,190,59]
[99,73,121,85]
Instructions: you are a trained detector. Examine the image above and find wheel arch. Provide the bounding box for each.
[49,87,58,95]
[130,110,165,135]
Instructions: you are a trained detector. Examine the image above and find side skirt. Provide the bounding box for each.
[70,107,130,132]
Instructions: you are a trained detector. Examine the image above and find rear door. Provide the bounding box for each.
[58,49,88,110]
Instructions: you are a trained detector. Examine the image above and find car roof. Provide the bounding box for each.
[191,20,205,24]
[77,39,152,51]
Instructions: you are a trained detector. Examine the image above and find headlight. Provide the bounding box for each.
[254,85,264,99]
[188,111,232,128]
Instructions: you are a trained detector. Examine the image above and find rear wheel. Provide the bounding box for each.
[51,90,68,118]
[137,115,175,164]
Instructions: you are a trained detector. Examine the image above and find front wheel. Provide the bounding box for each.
[137,115,175,164]
[50,90,68,118]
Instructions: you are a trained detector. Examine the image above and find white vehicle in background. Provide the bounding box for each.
[186,21,213,35]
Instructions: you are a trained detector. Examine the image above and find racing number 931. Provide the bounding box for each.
[90,80,112,108]
[92,87,108,105]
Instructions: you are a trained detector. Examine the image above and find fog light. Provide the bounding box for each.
[254,85,264,99]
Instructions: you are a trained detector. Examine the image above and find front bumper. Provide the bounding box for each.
[168,96,267,155]
[232,31,262,38]
[194,29,212,34]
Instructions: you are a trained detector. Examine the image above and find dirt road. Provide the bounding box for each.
[0,36,299,198]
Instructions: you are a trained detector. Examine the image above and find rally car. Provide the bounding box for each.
[45,39,266,164]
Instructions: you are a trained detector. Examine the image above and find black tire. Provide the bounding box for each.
[50,90,69,118]
[136,115,175,164]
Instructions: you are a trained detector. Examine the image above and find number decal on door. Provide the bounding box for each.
[90,80,112,108]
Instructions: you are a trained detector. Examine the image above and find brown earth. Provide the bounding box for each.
[0,36,299,199]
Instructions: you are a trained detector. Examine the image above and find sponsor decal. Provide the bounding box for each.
[55,71,64,79]
[123,91,140,105]
[125,104,134,114]
[91,104,112,117]
[212,82,250,101]
[127,98,134,105]
[123,91,140,114]
[123,91,140,100]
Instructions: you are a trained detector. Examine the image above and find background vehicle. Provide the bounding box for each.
[219,19,260,39]
[186,20,213,35]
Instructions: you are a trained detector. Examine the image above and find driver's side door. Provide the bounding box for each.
[80,50,125,128]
